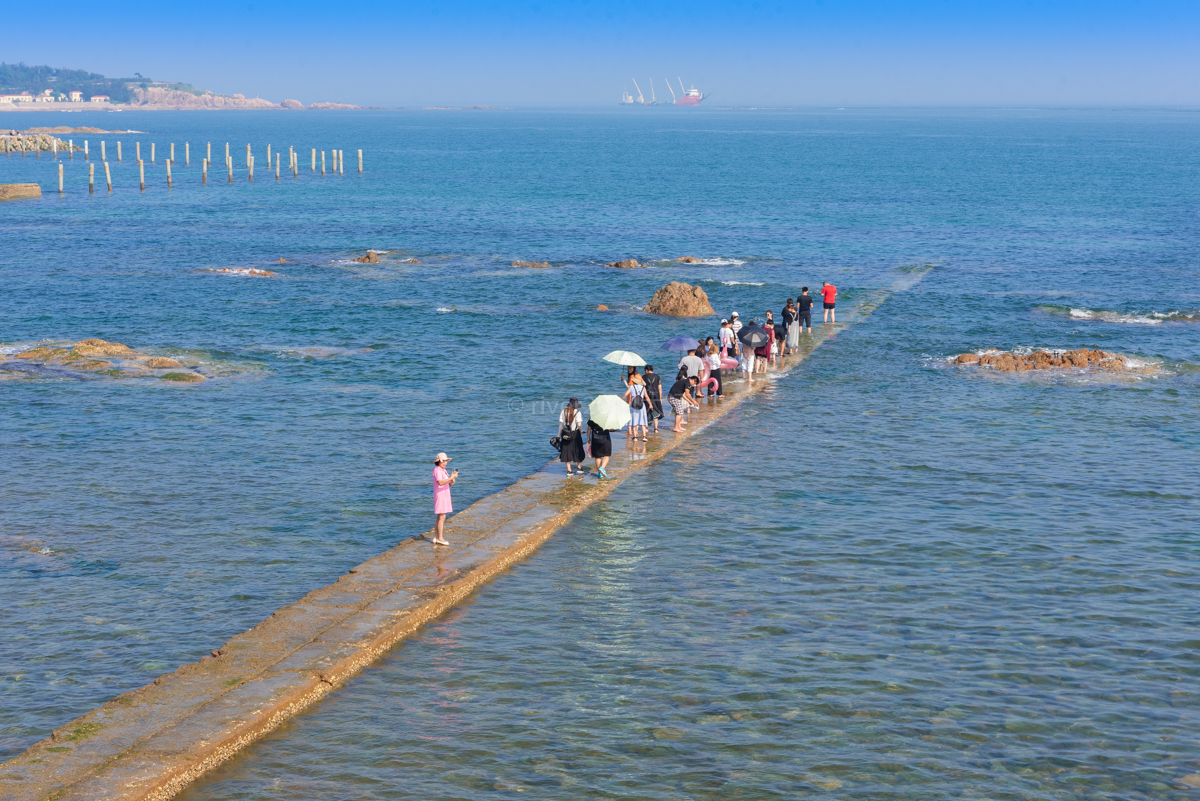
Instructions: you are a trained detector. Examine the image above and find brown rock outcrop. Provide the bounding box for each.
[644,282,715,317]
[674,256,703,263]
[0,183,42,201]
[957,348,1128,373]
[144,357,183,368]
[596,304,610,311]
[354,252,381,264]
[72,339,137,357]
[400,258,421,264]
[512,261,553,269]
[606,259,643,269]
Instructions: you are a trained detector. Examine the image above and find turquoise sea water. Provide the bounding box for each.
[2,108,1199,797]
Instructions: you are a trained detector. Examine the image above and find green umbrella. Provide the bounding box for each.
[589,395,631,431]
[602,350,646,366]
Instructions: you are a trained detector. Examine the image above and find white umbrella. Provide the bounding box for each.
[601,350,646,367]
[589,395,631,431]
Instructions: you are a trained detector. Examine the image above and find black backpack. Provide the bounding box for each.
[630,384,645,410]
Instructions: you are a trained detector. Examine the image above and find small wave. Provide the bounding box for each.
[720,281,765,286]
[436,307,455,313]
[197,267,278,278]
[1038,305,1198,326]
[699,258,746,266]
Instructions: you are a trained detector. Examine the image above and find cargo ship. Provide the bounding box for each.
[618,77,706,106]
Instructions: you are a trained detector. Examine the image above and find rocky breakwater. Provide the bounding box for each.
[2,132,78,154]
[644,282,715,317]
[0,183,41,201]
[4,338,203,382]
[953,348,1138,373]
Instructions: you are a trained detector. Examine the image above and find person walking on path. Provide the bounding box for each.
[783,298,800,354]
[821,281,837,324]
[678,347,704,382]
[432,453,458,546]
[706,342,724,400]
[558,398,586,475]
[624,370,649,442]
[587,418,612,478]
[740,320,757,383]
[764,310,777,365]
[668,375,699,432]
[797,288,814,334]
[719,319,736,357]
[643,365,664,434]
[730,312,743,355]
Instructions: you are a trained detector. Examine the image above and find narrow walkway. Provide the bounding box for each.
[0,281,914,801]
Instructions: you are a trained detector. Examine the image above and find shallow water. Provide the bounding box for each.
[3,109,1199,796]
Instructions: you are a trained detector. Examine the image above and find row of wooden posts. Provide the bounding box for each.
[42,142,364,193]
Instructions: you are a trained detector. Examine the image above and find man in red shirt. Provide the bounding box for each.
[821,281,837,324]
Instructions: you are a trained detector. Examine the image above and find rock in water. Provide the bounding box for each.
[512,261,553,269]
[674,256,703,263]
[954,353,980,365]
[954,348,1133,372]
[144,357,183,368]
[354,252,381,264]
[71,339,137,357]
[606,259,643,269]
[644,282,715,317]
[596,304,610,311]
[0,183,42,201]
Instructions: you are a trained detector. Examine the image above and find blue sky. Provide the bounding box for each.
[5,0,1199,106]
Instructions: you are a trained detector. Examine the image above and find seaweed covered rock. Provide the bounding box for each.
[512,261,553,269]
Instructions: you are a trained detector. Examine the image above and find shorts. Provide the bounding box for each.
[823,302,835,310]
[668,396,688,415]
[799,311,811,326]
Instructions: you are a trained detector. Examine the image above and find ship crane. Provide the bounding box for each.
[631,78,645,104]
[665,79,677,103]
[678,77,686,97]
[650,77,657,103]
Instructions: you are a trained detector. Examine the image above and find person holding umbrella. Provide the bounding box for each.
[588,394,632,476]
[558,398,586,475]
[738,320,770,383]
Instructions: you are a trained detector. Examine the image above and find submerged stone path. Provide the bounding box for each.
[0,276,920,801]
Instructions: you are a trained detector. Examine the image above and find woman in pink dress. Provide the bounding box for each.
[432,452,458,546]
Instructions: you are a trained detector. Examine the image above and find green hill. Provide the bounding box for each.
[0,63,149,103]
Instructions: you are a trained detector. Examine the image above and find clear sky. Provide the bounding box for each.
[5,0,1199,106]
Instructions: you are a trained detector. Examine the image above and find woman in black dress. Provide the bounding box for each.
[642,365,664,435]
[587,418,612,479]
[558,398,586,475]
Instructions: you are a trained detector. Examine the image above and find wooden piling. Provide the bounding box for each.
[246,144,251,168]
[249,155,254,182]
[84,140,89,160]
[227,156,233,183]
[151,143,155,163]
[311,148,316,172]
[275,152,280,180]
[358,149,363,173]
[104,161,112,192]
[266,144,271,167]
[139,159,145,191]
[321,151,326,175]
[186,142,190,165]
[58,163,63,193]
[207,142,212,163]
[203,158,208,184]
[89,163,94,193]
[117,141,122,162]
[170,143,175,162]
[136,142,141,161]
[53,140,57,158]
[100,141,106,161]
[69,139,74,159]
[167,159,173,187]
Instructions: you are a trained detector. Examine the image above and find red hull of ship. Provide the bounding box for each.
[676,96,702,106]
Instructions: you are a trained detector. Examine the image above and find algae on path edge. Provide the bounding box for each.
[0,274,924,801]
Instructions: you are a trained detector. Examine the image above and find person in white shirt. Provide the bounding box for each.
[730,312,742,356]
[719,319,736,357]
[677,347,704,381]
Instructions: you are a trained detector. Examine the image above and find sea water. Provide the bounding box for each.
[2,109,1198,798]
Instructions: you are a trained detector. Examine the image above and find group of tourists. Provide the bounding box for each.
[431,282,837,543]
